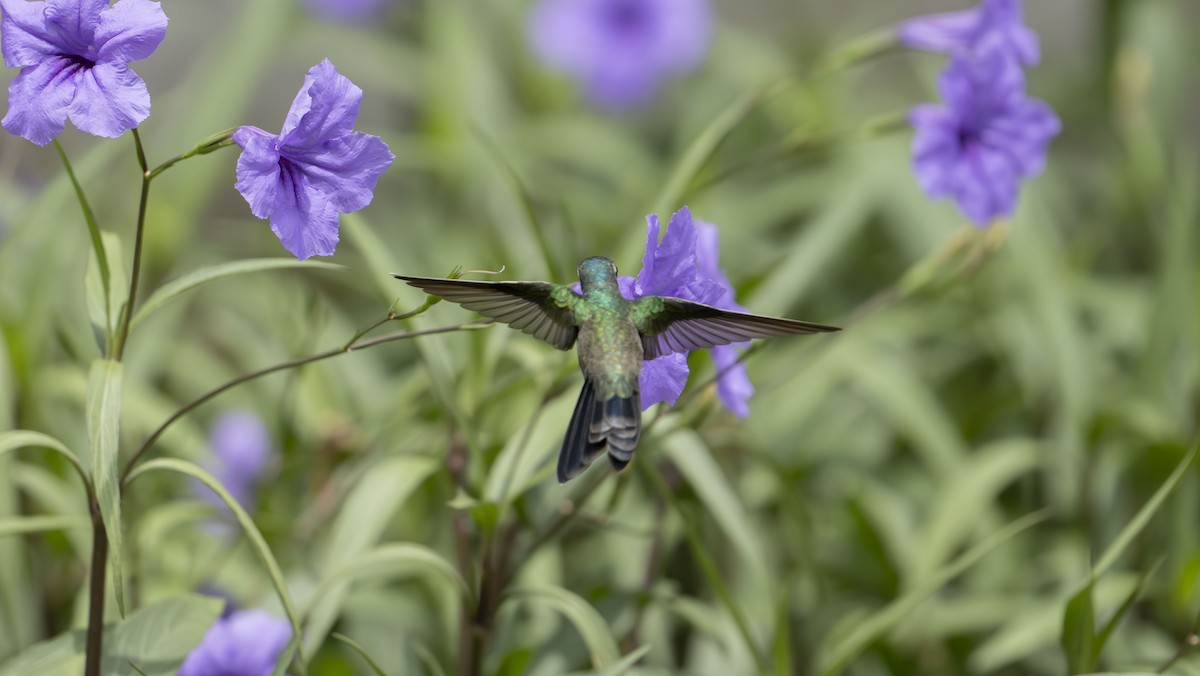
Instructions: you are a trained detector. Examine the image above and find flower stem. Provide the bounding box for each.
[120,319,490,486]
[146,129,237,181]
[112,129,151,360]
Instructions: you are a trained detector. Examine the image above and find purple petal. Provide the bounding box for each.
[283,131,393,212]
[693,220,743,311]
[67,61,149,137]
[982,98,1060,176]
[280,59,361,145]
[639,353,689,409]
[527,0,711,109]
[179,610,292,676]
[94,0,167,63]
[269,161,342,259]
[42,0,107,55]
[0,0,57,68]
[233,126,283,219]
[897,7,980,53]
[210,410,273,481]
[617,275,637,300]
[712,345,753,418]
[636,207,701,298]
[2,56,77,145]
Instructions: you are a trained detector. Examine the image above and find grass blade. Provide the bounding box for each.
[0,431,91,490]
[1094,441,1197,579]
[817,510,1050,675]
[125,458,306,675]
[132,259,344,329]
[505,585,621,669]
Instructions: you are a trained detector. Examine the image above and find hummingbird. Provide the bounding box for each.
[395,257,839,482]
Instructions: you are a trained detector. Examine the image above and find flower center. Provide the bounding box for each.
[957,126,980,149]
[65,53,98,71]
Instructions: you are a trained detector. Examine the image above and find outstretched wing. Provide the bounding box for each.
[395,275,580,350]
[633,296,839,360]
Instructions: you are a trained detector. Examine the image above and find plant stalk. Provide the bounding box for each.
[84,496,108,676]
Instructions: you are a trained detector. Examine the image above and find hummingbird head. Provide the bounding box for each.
[577,256,619,294]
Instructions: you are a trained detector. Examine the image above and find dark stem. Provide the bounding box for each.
[504,472,608,588]
[1157,609,1200,674]
[120,320,489,486]
[113,129,151,360]
[469,522,519,676]
[84,495,108,676]
[447,436,478,676]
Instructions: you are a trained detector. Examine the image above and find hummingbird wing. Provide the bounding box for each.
[395,275,580,350]
[633,296,840,360]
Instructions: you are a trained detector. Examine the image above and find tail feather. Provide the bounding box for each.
[557,380,641,483]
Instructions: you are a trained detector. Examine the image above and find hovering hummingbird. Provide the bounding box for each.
[395,257,839,482]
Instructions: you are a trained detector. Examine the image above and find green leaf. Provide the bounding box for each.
[0,594,223,676]
[505,585,622,669]
[304,455,441,654]
[1062,581,1097,675]
[1094,560,1162,665]
[87,359,125,615]
[564,644,651,676]
[131,259,344,329]
[125,459,306,675]
[85,232,127,353]
[0,431,90,491]
[287,543,465,676]
[329,634,389,676]
[662,431,769,586]
[496,648,535,676]
[817,510,1049,676]
[303,543,469,617]
[772,591,793,676]
[630,85,768,262]
[640,462,766,672]
[53,139,110,323]
[1093,441,1198,579]
[0,515,88,538]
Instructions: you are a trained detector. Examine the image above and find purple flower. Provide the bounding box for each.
[195,410,273,513]
[527,0,712,109]
[0,0,167,146]
[622,207,755,416]
[179,609,291,676]
[910,50,1059,226]
[305,0,389,24]
[899,0,1039,66]
[233,59,393,260]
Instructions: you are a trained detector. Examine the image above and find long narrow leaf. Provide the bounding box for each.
[0,431,91,490]
[87,359,125,615]
[817,510,1050,675]
[505,585,622,669]
[0,515,88,538]
[132,259,344,329]
[1093,441,1198,579]
[125,458,307,675]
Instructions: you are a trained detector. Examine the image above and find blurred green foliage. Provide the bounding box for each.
[0,0,1198,674]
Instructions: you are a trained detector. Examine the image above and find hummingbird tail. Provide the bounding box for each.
[556,380,641,483]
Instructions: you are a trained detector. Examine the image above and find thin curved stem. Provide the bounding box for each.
[146,129,236,180]
[113,129,151,360]
[120,320,490,485]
